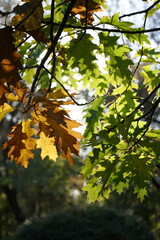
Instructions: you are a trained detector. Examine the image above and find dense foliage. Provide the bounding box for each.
[14,206,154,240]
[0,0,160,204]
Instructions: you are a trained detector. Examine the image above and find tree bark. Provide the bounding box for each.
[2,185,26,224]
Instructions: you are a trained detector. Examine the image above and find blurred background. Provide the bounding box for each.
[1,0,160,239]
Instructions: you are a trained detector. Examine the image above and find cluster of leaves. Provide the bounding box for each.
[0,0,160,201]
[0,2,83,168]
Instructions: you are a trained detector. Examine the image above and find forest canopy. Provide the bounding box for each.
[0,0,160,202]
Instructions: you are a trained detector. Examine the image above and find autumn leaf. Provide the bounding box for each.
[16,148,34,168]
[5,93,19,102]
[65,0,103,24]
[11,0,48,43]
[29,91,83,165]
[38,102,82,165]
[11,0,43,30]
[0,27,21,89]
[46,88,69,100]
[0,85,10,105]
[3,87,82,167]
[36,132,58,161]
[0,103,14,121]
[3,120,36,168]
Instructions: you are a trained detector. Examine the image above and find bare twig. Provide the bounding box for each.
[48,0,56,91]
[30,0,77,93]
[106,83,160,134]
[127,97,160,151]
[51,22,160,34]
[44,67,94,106]
[119,0,160,19]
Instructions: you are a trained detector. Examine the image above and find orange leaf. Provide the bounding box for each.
[0,27,21,91]
[33,101,83,165]
[65,0,103,24]
[3,120,36,167]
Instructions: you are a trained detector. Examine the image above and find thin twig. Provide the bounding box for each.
[127,97,160,151]
[48,0,55,91]
[119,0,160,20]
[51,22,160,34]
[106,83,160,134]
[44,67,94,106]
[30,0,77,93]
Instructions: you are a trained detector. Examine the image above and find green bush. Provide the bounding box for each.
[14,206,154,240]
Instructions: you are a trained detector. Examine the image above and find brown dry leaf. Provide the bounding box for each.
[31,99,83,165]
[26,29,49,44]
[11,0,43,30]
[11,0,48,43]
[3,87,83,167]
[46,88,69,100]
[3,120,36,168]
[66,0,103,24]
[0,27,21,88]
[0,85,10,105]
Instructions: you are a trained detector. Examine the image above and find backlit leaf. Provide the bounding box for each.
[36,132,58,161]
[0,103,14,121]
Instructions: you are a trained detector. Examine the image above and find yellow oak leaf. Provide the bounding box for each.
[22,138,36,149]
[31,109,47,123]
[5,93,19,102]
[36,132,58,161]
[22,119,35,137]
[17,148,34,168]
[0,103,14,121]
[3,120,36,167]
[46,89,69,100]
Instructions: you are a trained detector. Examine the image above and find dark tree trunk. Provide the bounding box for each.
[0,115,26,224]
[2,185,26,224]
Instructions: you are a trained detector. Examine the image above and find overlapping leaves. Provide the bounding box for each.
[3,88,83,168]
[1,0,160,203]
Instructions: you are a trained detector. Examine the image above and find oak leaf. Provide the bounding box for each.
[11,0,48,43]
[5,93,19,102]
[3,88,82,167]
[36,101,83,165]
[3,120,35,168]
[66,0,103,24]
[0,27,21,88]
[16,148,34,168]
[36,132,58,161]
[0,103,14,121]
[29,89,83,165]
[0,85,10,105]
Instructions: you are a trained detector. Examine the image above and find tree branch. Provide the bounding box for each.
[119,0,160,19]
[44,67,94,106]
[31,0,77,93]
[51,22,160,34]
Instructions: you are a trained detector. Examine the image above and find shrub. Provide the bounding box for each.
[14,206,154,240]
